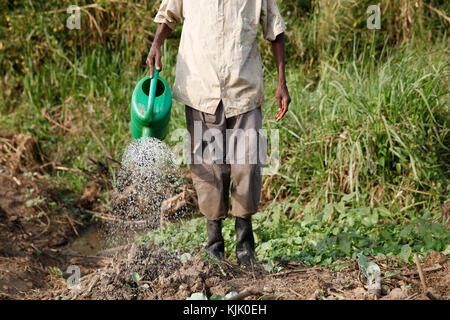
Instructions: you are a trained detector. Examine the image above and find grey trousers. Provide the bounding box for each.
[185,102,266,220]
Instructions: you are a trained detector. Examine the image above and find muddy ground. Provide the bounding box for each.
[0,132,449,300]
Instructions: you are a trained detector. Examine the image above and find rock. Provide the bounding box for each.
[381,284,390,295]
[368,284,381,298]
[381,288,406,300]
[425,288,442,300]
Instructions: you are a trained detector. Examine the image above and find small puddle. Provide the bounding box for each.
[70,224,146,256]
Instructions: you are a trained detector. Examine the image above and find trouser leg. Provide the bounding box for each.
[226,107,265,265]
[185,102,229,221]
[185,103,265,264]
[227,107,265,218]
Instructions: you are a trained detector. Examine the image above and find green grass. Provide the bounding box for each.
[1,0,449,265]
[268,42,449,215]
[140,199,449,266]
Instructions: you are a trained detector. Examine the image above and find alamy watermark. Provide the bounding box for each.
[169,122,280,175]
[367,5,381,30]
[66,5,81,30]
[66,265,81,289]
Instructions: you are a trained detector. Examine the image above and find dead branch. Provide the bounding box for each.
[413,253,427,291]
[403,265,443,276]
[228,286,263,300]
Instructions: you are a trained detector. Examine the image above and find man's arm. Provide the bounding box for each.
[146,23,172,78]
[271,32,291,122]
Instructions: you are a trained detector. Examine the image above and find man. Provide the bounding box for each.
[147,0,291,266]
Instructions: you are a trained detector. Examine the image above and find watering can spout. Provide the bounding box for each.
[130,68,172,141]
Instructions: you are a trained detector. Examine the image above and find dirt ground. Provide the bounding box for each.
[0,132,449,300]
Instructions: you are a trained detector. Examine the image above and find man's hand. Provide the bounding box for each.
[146,23,172,78]
[271,33,290,122]
[146,43,162,78]
[275,81,291,122]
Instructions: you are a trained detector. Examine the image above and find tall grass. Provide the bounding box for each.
[264,42,449,218]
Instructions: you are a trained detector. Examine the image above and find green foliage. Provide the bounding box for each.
[141,198,449,266]
[263,259,283,274]
[131,272,150,290]
[276,0,449,69]
[267,44,449,216]
[178,252,192,264]
[25,195,46,208]
[131,272,140,284]
[48,267,66,279]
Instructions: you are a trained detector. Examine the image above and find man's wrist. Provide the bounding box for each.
[277,77,287,86]
[277,64,286,84]
[152,39,163,49]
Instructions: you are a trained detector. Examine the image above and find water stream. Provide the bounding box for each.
[70,137,181,256]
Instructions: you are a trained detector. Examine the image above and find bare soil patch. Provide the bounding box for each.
[27,243,449,300]
[0,132,106,299]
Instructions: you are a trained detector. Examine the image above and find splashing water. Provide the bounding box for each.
[105,137,182,246]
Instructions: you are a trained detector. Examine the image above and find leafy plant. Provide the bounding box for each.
[25,196,46,208]
[131,272,149,290]
[263,259,283,274]
[141,199,449,266]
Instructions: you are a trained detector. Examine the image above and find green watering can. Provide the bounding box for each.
[130,69,172,140]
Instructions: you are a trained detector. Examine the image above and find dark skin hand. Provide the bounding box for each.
[271,32,291,122]
[146,23,172,78]
[147,24,291,121]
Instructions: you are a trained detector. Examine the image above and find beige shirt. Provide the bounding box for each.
[154,0,286,118]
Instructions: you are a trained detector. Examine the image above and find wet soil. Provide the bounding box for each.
[1,132,449,300]
[0,132,107,299]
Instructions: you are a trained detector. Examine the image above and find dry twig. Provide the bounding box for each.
[228,286,263,300]
[413,253,427,291]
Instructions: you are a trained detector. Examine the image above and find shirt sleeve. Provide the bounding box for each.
[154,0,183,30]
[260,0,286,41]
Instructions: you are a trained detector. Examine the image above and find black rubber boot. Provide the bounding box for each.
[205,219,224,260]
[235,217,256,266]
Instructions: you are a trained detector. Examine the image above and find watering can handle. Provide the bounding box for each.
[145,68,159,121]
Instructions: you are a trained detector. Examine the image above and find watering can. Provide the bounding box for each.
[130,69,172,140]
